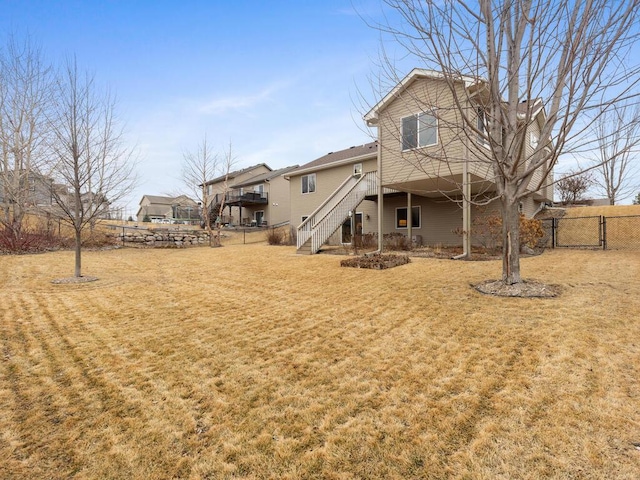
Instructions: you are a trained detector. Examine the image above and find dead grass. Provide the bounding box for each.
[562,205,640,218]
[1,246,640,479]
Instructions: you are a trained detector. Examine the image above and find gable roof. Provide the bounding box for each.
[140,194,198,206]
[142,195,176,205]
[232,165,300,188]
[204,163,271,186]
[286,142,378,178]
[364,69,478,125]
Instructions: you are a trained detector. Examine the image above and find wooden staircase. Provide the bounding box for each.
[296,171,377,255]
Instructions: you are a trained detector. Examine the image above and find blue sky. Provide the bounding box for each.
[1,0,391,217]
[3,1,638,212]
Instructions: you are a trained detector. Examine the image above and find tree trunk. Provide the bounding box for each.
[74,228,82,278]
[501,195,521,285]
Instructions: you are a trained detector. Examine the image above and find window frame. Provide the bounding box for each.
[401,111,438,151]
[477,107,490,146]
[395,206,421,229]
[530,132,539,149]
[301,173,316,194]
[353,163,363,176]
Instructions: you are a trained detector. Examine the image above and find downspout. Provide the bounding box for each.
[376,138,383,254]
[407,192,412,246]
[366,149,384,257]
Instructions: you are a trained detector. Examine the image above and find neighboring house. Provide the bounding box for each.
[202,163,298,226]
[79,191,112,220]
[229,165,299,226]
[292,69,554,254]
[136,195,200,223]
[203,163,272,225]
[0,170,54,207]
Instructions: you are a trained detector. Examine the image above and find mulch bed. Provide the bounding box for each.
[340,253,410,270]
[51,276,99,284]
[473,279,561,298]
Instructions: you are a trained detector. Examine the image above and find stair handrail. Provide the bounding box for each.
[297,171,377,251]
[297,174,361,248]
[310,173,375,252]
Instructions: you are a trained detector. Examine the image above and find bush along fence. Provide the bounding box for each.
[540,215,640,250]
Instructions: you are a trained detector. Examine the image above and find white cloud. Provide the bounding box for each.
[197,80,292,115]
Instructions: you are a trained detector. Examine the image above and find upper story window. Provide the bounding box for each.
[530,132,539,149]
[402,112,437,151]
[477,108,489,145]
[301,173,316,194]
[353,163,363,176]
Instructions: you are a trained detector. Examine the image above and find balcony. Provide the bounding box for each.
[224,190,268,206]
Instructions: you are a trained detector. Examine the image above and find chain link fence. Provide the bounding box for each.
[541,215,640,250]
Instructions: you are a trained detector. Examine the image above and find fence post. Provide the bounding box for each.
[122,226,125,247]
[551,218,556,248]
[602,215,607,250]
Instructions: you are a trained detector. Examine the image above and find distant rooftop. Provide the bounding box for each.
[288,141,378,176]
[204,163,271,186]
[232,165,300,188]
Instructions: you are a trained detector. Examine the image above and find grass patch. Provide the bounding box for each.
[0,246,639,478]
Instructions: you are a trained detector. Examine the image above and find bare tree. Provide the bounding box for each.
[48,58,136,278]
[0,36,53,240]
[556,170,594,205]
[182,134,218,241]
[367,0,640,285]
[212,142,236,247]
[590,102,640,205]
[184,139,236,246]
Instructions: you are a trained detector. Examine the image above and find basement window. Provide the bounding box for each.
[396,206,421,229]
[402,112,437,150]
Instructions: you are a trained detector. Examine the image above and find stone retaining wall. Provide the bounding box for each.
[113,229,210,247]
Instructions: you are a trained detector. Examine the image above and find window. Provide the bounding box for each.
[396,206,421,229]
[402,112,437,150]
[477,108,489,145]
[353,163,363,176]
[301,174,316,194]
[530,132,539,149]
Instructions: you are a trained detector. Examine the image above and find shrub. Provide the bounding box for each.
[287,226,297,246]
[466,213,544,251]
[266,227,285,245]
[383,232,411,250]
[355,233,377,249]
[0,226,62,253]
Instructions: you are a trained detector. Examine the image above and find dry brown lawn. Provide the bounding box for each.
[1,245,639,479]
